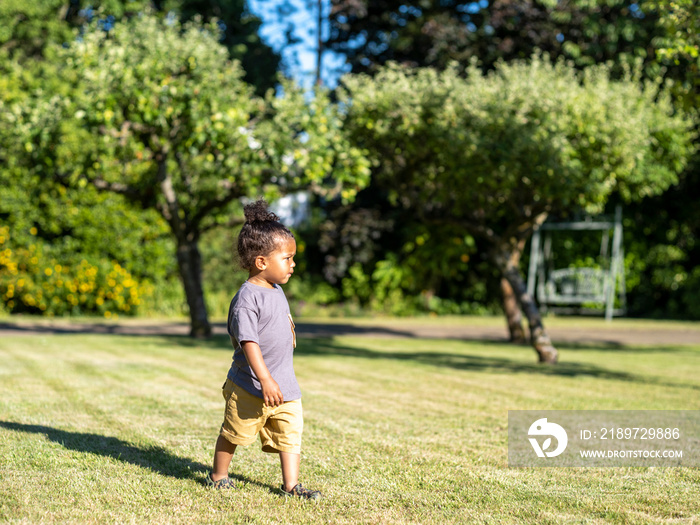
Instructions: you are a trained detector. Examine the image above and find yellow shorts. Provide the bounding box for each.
[219,379,303,454]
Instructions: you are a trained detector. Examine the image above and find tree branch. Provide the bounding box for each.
[190,180,243,227]
[156,158,187,240]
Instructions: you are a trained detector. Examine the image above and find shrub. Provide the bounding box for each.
[0,226,150,317]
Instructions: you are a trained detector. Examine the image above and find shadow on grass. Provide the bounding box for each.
[0,421,272,491]
[137,334,699,389]
[293,338,700,391]
[0,320,423,340]
[145,330,697,356]
[3,319,696,388]
[2,320,696,353]
[296,338,635,379]
[550,341,699,354]
[37,327,691,391]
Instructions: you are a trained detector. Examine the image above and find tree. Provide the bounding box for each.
[618,0,700,321]
[0,105,174,317]
[327,0,664,76]
[0,1,281,94]
[0,1,181,319]
[327,0,474,72]
[0,0,282,320]
[650,0,699,67]
[325,0,687,330]
[339,57,694,362]
[19,13,369,336]
[159,0,283,94]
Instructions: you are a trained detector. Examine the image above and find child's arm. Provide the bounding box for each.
[240,340,284,407]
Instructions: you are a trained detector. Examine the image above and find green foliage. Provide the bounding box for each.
[650,0,699,62]
[0,0,74,62]
[328,0,664,78]
[622,166,700,319]
[341,57,694,234]
[57,13,369,226]
[0,114,173,283]
[328,0,699,321]
[54,12,369,330]
[1,10,370,326]
[646,0,699,110]
[0,80,175,317]
[334,56,694,326]
[284,277,344,317]
[298,175,501,316]
[198,223,247,318]
[257,80,373,203]
[171,0,281,94]
[0,226,150,317]
[0,1,281,92]
[0,1,279,321]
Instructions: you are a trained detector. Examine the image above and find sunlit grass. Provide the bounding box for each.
[1,328,699,524]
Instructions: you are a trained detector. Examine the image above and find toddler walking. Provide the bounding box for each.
[207,199,321,501]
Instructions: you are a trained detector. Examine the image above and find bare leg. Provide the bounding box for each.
[211,434,237,481]
[279,451,300,492]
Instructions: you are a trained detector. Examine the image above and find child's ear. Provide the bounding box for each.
[254,255,267,271]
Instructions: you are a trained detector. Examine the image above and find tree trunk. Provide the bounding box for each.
[176,239,211,338]
[495,243,558,364]
[315,0,323,86]
[155,159,211,338]
[500,277,526,343]
[503,265,558,363]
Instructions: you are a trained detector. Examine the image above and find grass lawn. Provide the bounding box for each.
[0,323,699,524]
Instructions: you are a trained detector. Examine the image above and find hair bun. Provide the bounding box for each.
[243,199,280,223]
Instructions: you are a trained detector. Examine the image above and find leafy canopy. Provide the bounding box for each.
[58,13,370,233]
[339,55,695,243]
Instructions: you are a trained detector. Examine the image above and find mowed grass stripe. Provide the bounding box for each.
[0,331,699,524]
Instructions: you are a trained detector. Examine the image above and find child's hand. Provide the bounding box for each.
[261,377,284,407]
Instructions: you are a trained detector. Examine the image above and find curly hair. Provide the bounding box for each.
[237,200,295,271]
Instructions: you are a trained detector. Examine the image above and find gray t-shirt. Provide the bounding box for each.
[226,281,301,401]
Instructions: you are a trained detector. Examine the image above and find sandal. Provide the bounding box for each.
[205,472,236,490]
[280,483,322,501]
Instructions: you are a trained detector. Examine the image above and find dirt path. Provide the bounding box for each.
[1,318,698,346]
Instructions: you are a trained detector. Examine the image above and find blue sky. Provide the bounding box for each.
[247,0,349,88]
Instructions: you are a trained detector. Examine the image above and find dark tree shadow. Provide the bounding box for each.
[2,319,696,353]
[2,319,696,388]
[0,421,272,491]
[296,338,634,379]
[551,340,699,354]
[293,338,700,391]
[0,321,194,336]
[139,334,698,389]
[0,320,420,339]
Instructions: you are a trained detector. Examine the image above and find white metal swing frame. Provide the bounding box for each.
[526,206,626,321]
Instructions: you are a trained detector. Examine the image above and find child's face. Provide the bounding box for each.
[258,238,297,286]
